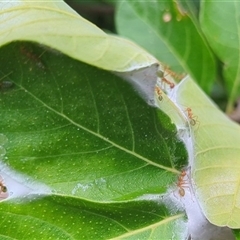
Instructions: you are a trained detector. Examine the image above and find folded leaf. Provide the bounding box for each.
[0,0,157,72]
[176,76,240,228]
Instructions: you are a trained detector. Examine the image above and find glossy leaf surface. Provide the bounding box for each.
[0,42,188,238]
[0,195,186,239]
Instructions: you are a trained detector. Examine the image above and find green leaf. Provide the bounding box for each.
[116,0,216,92]
[176,76,240,228]
[0,42,188,238]
[234,229,240,240]
[200,1,240,112]
[0,195,187,239]
[0,0,157,72]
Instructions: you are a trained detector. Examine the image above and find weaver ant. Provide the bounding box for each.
[177,170,188,197]
[162,77,175,89]
[0,176,7,197]
[157,70,175,90]
[185,107,198,126]
[0,181,7,194]
[164,67,186,80]
[155,86,163,101]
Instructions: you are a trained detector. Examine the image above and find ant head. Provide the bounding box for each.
[190,119,196,126]
[1,186,7,193]
[179,188,185,197]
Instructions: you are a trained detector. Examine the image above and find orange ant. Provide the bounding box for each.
[164,67,186,80]
[162,77,175,89]
[0,181,7,194]
[0,177,8,200]
[155,86,163,101]
[177,170,189,197]
[157,69,175,89]
[185,107,198,126]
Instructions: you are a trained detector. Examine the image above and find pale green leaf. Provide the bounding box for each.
[176,76,240,228]
[0,0,157,72]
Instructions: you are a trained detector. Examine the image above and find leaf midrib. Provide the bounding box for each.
[17,84,178,174]
[109,213,184,240]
